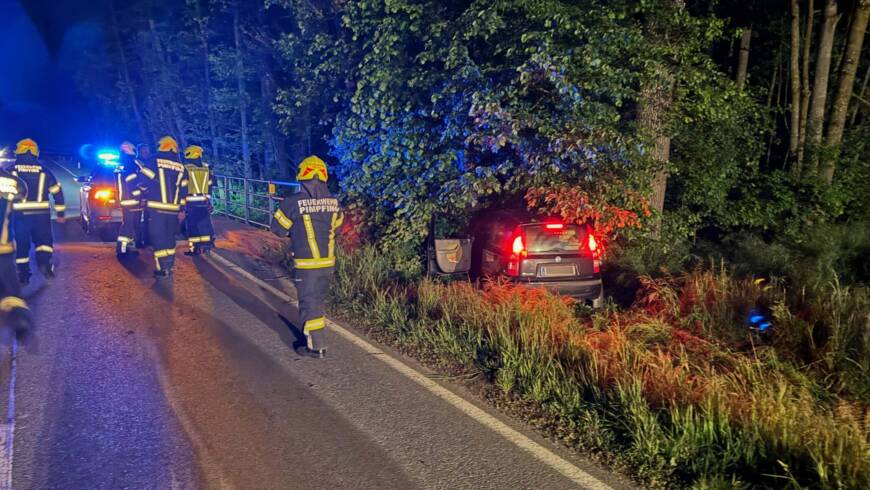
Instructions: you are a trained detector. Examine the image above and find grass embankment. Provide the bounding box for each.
[329,246,869,489]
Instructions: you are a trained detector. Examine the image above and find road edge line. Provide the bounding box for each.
[205,251,613,490]
[48,159,80,178]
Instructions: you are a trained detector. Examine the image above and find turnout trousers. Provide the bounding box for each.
[148,210,178,273]
[0,252,28,317]
[295,267,333,351]
[13,212,53,275]
[117,207,143,253]
[185,202,214,253]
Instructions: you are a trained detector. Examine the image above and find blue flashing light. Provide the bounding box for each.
[96,149,120,165]
[758,322,772,332]
[749,315,764,324]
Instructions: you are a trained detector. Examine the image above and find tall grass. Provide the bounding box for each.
[330,246,870,488]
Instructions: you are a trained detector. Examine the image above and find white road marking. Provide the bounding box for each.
[46,159,80,179]
[0,338,18,490]
[206,252,613,490]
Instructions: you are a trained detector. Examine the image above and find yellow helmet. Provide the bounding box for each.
[15,138,39,157]
[184,145,204,160]
[297,155,328,182]
[157,136,179,153]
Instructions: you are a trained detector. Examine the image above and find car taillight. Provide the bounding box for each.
[511,235,525,255]
[93,188,114,202]
[507,228,526,277]
[588,233,599,256]
[544,222,565,230]
[584,228,602,274]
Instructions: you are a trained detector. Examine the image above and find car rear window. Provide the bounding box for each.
[524,224,586,253]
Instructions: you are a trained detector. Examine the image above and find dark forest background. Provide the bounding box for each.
[68,0,868,267]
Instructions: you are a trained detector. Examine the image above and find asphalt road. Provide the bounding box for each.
[0,171,628,489]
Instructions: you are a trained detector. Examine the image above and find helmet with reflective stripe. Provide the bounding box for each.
[184,145,204,161]
[297,155,328,182]
[157,136,179,153]
[15,138,39,157]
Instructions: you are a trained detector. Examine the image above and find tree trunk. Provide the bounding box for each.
[806,0,839,173]
[822,0,869,184]
[799,0,815,168]
[194,0,220,164]
[767,47,782,166]
[148,16,187,147]
[639,0,684,238]
[788,0,802,174]
[233,3,251,179]
[255,2,290,179]
[736,27,752,90]
[639,65,673,238]
[850,64,870,126]
[109,0,149,143]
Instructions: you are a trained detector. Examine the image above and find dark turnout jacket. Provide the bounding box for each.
[115,154,147,209]
[140,151,187,213]
[9,154,65,216]
[271,180,343,270]
[0,170,27,255]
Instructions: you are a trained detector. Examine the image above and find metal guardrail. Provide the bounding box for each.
[211,174,300,229]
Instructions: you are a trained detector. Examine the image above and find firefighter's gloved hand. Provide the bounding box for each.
[56,216,66,224]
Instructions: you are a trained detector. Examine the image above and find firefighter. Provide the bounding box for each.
[115,141,147,257]
[9,139,65,285]
[181,145,215,256]
[0,168,34,334]
[271,155,343,359]
[140,136,186,278]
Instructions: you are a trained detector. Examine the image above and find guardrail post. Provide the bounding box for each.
[222,176,229,216]
[267,193,274,227]
[243,178,250,224]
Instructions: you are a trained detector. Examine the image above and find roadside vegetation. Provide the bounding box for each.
[329,239,869,489]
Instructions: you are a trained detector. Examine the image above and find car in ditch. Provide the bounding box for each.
[468,210,604,306]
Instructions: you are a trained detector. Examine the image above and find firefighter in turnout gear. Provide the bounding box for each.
[10,139,65,285]
[115,141,147,257]
[140,136,187,278]
[181,145,215,256]
[271,156,343,359]
[0,169,34,334]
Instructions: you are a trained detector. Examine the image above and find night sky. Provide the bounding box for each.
[0,0,107,154]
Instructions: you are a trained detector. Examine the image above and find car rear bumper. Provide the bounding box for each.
[83,209,123,224]
[516,277,603,300]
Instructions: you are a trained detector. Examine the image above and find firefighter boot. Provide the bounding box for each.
[17,266,31,287]
[8,307,34,335]
[296,329,326,358]
[38,262,55,279]
[154,269,172,280]
[295,345,326,359]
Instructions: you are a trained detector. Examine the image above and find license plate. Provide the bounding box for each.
[111,209,122,217]
[539,264,576,277]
